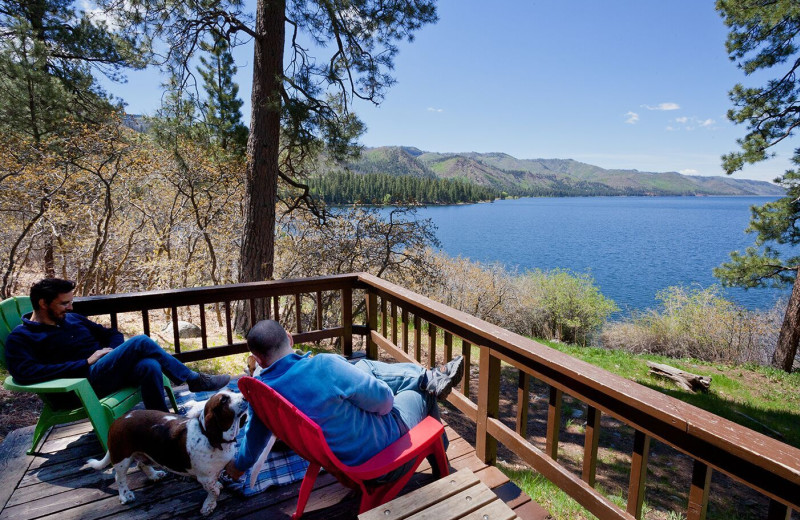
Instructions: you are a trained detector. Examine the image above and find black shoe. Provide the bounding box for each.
[188,373,231,392]
[423,356,464,399]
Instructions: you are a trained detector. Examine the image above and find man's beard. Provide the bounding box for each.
[46,307,65,324]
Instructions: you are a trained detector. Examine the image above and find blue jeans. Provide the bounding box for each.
[354,359,448,481]
[88,335,192,412]
[353,359,446,449]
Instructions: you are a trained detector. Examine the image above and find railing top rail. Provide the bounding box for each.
[72,274,359,315]
[355,272,800,490]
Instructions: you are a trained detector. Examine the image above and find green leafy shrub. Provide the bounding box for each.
[602,285,781,364]
[417,253,617,346]
[514,269,618,346]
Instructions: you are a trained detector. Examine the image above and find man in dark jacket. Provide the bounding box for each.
[5,278,230,411]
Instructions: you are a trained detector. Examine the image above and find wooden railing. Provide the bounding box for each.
[71,273,800,520]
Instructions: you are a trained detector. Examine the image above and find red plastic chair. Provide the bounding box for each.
[238,376,450,518]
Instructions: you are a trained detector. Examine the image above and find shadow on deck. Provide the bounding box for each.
[0,413,550,520]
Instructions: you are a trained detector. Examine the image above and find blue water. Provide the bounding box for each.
[410,197,790,316]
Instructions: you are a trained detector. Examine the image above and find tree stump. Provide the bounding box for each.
[646,362,711,393]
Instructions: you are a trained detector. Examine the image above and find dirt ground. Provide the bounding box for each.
[0,385,41,443]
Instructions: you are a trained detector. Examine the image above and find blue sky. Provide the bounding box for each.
[99,0,792,183]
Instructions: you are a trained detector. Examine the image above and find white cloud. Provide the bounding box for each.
[643,102,680,111]
[671,116,716,130]
[427,107,444,113]
[680,169,699,174]
[625,111,639,124]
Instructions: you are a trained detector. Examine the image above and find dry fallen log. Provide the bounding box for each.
[646,361,711,393]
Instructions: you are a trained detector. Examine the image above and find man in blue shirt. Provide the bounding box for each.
[224,319,463,480]
[5,278,230,411]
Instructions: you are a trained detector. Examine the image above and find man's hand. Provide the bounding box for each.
[87,348,112,365]
[224,460,244,480]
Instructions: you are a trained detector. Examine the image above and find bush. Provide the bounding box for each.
[416,253,617,346]
[514,269,618,346]
[601,285,781,364]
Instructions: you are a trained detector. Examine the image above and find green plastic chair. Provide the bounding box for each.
[0,296,179,454]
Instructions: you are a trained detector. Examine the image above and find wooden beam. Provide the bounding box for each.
[461,340,471,396]
[402,308,409,354]
[365,290,378,359]
[627,430,651,519]
[687,459,711,520]
[546,386,563,460]
[516,370,530,438]
[380,297,387,337]
[295,293,302,333]
[767,500,791,520]
[391,302,398,346]
[428,323,437,368]
[583,405,601,487]
[341,287,352,357]
[414,315,422,362]
[476,348,500,464]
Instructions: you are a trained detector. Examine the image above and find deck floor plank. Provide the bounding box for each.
[0,417,546,520]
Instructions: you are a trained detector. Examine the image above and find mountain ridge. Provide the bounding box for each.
[344,146,784,197]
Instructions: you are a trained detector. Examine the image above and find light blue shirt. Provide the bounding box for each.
[235,352,402,470]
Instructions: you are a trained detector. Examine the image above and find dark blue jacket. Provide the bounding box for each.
[5,313,124,384]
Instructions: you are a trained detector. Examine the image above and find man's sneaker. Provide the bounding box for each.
[422,356,464,399]
[188,373,231,392]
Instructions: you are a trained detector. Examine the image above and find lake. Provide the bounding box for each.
[410,196,790,316]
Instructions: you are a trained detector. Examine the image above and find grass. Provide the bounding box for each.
[539,340,800,448]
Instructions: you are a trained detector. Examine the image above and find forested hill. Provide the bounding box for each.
[338,146,785,197]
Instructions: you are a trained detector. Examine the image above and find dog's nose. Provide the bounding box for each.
[238,413,248,429]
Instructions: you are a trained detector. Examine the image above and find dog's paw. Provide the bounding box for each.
[119,489,136,504]
[200,499,217,516]
[150,469,167,482]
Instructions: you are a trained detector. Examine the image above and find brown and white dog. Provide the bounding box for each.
[87,389,248,516]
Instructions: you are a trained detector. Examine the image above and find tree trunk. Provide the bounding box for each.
[236,0,284,331]
[773,267,800,372]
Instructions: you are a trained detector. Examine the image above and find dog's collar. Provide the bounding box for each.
[197,416,236,444]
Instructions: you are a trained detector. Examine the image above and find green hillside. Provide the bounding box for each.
[343,147,785,197]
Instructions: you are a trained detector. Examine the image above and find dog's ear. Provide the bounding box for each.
[203,393,234,450]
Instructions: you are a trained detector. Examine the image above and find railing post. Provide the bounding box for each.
[687,459,711,520]
[363,288,375,359]
[767,500,791,520]
[428,324,437,368]
[401,308,409,354]
[627,430,651,519]
[380,297,387,337]
[476,347,500,464]
[391,303,398,346]
[516,370,529,437]
[583,405,601,487]
[315,291,322,330]
[546,386,563,460]
[414,315,422,362]
[295,293,302,333]
[342,287,353,358]
[461,340,471,396]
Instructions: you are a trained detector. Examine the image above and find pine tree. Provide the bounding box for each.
[715,0,800,371]
[197,31,248,155]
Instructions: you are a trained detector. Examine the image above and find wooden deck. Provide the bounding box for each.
[0,417,551,520]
